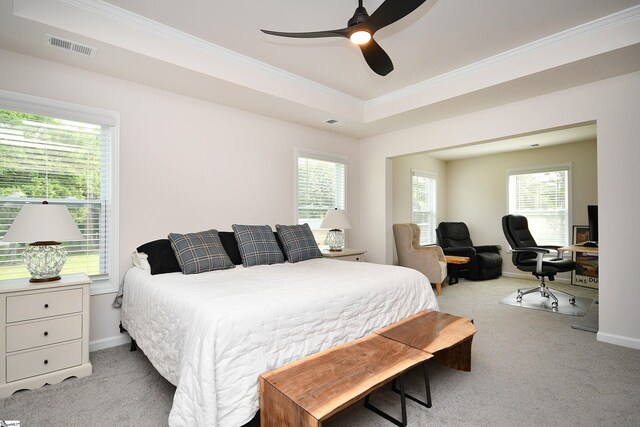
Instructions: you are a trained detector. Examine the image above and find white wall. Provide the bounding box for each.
[0,49,361,350]
[358,72,640,349]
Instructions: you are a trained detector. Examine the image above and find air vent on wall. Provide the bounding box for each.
[46,34,97,57]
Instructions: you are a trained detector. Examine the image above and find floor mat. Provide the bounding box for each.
[499,288,592,316]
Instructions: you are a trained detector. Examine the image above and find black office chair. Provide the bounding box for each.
[501,214,576,309]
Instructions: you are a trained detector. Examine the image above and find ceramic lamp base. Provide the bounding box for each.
[325,229,345,251]
[23,241,66,283]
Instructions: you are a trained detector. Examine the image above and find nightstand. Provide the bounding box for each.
[0,273,92,398]
[322,248,367,262]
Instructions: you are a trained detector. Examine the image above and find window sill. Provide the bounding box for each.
[90,278,119,296]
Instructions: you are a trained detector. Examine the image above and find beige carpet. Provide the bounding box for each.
[1,277,639,427]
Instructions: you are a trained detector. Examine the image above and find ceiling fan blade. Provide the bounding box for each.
[367,0,427,33]
[358,38,394,76]
[261,28,349,39]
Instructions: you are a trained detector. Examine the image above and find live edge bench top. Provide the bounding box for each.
[260,334,432,423]
[260,310,477,426]
[375,309,478,372]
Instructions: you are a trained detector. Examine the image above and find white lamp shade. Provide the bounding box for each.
[320,209,352,230]
[3,203,84,243]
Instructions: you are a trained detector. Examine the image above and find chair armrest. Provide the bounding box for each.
[512,247,550,274]
[416,244,445,262]
[474,245,502,253]
[404,245,446,283]
[538,245,560,256]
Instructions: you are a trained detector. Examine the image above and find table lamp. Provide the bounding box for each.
[2,201,84,283]
[320,208,351,251]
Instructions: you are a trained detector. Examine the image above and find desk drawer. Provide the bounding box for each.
[6,341,82,382]
[6,314,83,352]
[6,288,83,323]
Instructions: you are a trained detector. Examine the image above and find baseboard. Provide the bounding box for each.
[89,333,131,352]
[501,271,572,285]
[597,331,640,350]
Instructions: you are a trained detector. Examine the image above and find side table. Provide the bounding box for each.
[322,248,366,262]
[445,255,470,285]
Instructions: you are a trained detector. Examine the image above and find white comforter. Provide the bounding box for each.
[121,258,438,427]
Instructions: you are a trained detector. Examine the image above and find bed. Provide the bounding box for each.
[121,256,438,426]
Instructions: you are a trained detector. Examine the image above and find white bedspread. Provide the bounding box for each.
[121,258,438,427]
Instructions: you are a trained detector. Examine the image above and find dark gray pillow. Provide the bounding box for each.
[168,229,235,274]
[232,224,285,267]
[275,224,322,263]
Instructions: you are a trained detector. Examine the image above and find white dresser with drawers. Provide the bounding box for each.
[0,273,92,398]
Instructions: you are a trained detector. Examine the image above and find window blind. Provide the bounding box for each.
[0,109,112,281]
[411,171,437,245]
[508,168,569,246]
[297,153,346,243]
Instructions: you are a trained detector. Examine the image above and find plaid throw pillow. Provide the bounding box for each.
[168,229,235,274]
[276,224,322,263]
[232,224,285,267]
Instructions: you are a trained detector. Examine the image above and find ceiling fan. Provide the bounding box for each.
[261,0,428,76]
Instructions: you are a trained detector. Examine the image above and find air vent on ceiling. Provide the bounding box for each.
[46,34,97,57]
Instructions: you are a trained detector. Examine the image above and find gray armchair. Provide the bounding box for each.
[393,223,447,296]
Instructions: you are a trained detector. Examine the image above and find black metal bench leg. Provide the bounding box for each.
[364,376,407,427]
[392,361,432,408]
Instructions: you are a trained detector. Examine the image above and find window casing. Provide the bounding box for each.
[411,170,437,245]
[295,150,346,245]
[0,91,118,293]
[508,166,570,246]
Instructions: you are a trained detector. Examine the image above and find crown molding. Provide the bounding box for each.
[58,0,360,103]
[366,5,640,110]
[14,0,364,117]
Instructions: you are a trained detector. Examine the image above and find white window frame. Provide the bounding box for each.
[411,169,438,245]
[294,148,347,246]
[0,90,119,295]
[506,164,572,248]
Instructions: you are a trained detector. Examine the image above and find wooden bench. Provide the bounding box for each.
[260,334,431,427]
[375,309,478,408]
[260,310,477,426]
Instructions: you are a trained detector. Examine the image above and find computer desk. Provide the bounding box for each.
[558,244,599,333]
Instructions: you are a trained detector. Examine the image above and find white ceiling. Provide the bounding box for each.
[426,123,597,161]
[1,0,639,139]
[102,0,640,100]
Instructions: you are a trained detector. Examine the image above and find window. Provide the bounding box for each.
[0,92,118,291]
[508,166,570,246]
[296,150,346,244]
[411,171,437,245]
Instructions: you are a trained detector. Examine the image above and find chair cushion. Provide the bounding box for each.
[438,260,448,282]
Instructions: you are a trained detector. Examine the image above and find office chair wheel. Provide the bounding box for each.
[552,301,558,309]
[569,297,576,304]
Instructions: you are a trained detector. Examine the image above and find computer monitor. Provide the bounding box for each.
[587,205,598,244]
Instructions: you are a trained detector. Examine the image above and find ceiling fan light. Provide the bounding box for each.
[350,31,371,45]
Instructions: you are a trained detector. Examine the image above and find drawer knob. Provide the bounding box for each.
[44,359,49,365]
[44,303,49,308]
[44,331,49,336]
